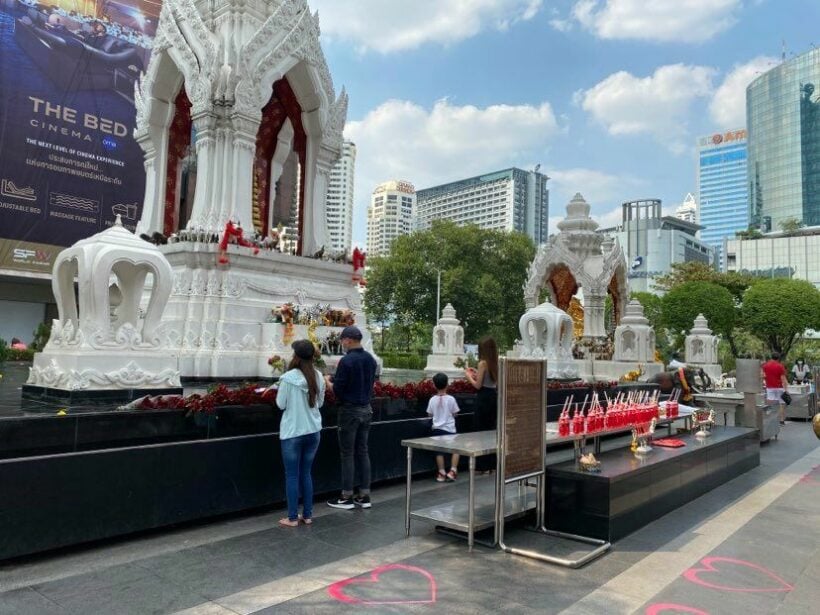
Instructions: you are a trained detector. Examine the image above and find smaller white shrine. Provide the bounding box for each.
[613,300,656,363]
[685,314,722,381]
[517,301,579,379]
[26,217,181,394]
[424,304,466,378]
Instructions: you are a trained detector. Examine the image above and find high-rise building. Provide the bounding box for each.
[724,229,820,289]
[674,193,698,225]
[325,141,356,254]
[599,199,714,294]
[697,129,749,264]
[414,167,549,244]
[748,47,820,230]
[366,180,416,257]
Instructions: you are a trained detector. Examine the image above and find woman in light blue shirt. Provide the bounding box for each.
[276,340,325,527]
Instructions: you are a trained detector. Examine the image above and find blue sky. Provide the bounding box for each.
[310,0,819,244]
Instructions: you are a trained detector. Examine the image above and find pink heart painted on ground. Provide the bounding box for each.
[646,603,710,615]
[327,563,437,605]
[683,557,794,593]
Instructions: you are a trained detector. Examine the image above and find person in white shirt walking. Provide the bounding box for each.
[427,373,461,482]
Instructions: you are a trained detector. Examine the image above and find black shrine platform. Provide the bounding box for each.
[545,426,760,542]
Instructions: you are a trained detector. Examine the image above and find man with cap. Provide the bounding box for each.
[325,326,378,509]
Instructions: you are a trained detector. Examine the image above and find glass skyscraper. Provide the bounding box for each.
[697,129,749,264]
[747,47,820,230]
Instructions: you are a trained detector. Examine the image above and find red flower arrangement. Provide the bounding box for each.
[134,378,619,415]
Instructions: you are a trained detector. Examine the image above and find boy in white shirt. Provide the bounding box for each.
[427,373,460,482]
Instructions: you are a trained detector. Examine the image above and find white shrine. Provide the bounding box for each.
[613,299,656,363]
[517,301,579,379]
[423,304,466,378]
[520,194,662,381]
[26,217,181,394]
[685,314,722,381]
[132,0,375,378]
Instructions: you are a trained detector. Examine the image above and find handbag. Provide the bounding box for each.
[781,391,792,406]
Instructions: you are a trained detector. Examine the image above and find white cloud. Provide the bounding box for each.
[310,0,543,53]
[578,64,716,152]
[571,0,743,43]
[709,55,778,128]
[345,98,560,241]
[549,19,573,32]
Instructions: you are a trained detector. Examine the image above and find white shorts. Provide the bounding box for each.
[766,388,785,402]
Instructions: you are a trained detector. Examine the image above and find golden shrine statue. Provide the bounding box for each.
[567,297,585,339]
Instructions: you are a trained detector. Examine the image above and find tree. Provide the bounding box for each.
[363,221,536,348]
[654,261,757,303]
[779,217,804,235]
[741,279,820,357]
[661,282,736,350]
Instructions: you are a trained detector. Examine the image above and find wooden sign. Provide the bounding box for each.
[500,359,546,479]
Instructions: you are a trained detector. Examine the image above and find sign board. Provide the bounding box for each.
[499,358,546,480]
[0,1,162,273]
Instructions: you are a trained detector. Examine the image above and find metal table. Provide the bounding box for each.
[402,431,502,550]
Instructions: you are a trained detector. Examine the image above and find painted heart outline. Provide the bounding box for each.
[327,563,437,605]
[683,556,794,593]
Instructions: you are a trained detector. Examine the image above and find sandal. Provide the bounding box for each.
[446,469,458,481]
[299,515,313,525]
[278,517,299,528]
[436,470,446,482]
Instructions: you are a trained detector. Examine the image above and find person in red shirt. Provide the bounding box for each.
[761,352,789,425]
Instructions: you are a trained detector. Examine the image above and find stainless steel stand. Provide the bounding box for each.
[494,358,610,568]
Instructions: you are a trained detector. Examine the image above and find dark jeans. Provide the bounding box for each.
[281,431,321,520]
[338,404,372,497]
[474,387,497,472]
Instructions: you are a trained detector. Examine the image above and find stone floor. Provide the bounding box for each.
[0,417,818,614]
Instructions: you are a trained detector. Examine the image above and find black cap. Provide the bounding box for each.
[291,339,316,360]
[340,325,362,340]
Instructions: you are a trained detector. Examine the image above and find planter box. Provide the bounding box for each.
[0,400,476,561]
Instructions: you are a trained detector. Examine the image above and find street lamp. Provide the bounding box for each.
[435,269,442,322]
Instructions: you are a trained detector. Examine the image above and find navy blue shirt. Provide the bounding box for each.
[333,347,377,406]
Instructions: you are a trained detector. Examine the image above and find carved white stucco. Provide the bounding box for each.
[134,0,347,254]
[518,302,579,379]
[685,313,722,380]
[523,193,628,341]
[424,304,467,378]
[613,299,656,363]
[28,217,181,390]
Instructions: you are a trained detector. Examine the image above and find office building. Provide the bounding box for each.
[724,229,820,289]
[415,167,549,244]
[599,199,714,294]
[366,180,416,257]
[748,47,820,230]
[674,193,698,224]
[697,129,749,264]
[324,141,356,254]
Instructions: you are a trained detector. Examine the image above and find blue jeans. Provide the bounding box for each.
[338,404,372,497]
[280,432,321,521]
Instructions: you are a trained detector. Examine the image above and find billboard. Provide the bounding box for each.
[0,0,161,274]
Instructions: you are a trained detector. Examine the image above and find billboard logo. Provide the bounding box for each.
[102,136,118,151]
[12,248,50,264]
[1,179,37,201]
